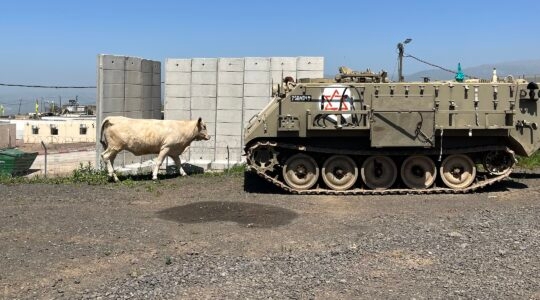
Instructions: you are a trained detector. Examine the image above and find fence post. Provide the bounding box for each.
[8,127,12,148]
[227,145,230,173]
[40,141,47,177]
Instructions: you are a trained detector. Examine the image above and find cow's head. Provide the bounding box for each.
[195,117,210,141]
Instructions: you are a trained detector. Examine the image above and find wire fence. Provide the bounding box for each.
[22,140,245,178]
[23,142,97,177]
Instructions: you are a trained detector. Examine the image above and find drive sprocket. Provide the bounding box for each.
[483,150,515,175]
[248,143,279,173]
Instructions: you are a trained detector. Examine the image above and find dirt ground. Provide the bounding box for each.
[1,171,540,299]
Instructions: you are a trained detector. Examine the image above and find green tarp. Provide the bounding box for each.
[0,148,38,176]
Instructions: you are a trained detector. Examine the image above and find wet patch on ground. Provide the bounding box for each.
[156,201,298,228]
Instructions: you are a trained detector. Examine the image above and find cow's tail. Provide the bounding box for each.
[100,118,112,149]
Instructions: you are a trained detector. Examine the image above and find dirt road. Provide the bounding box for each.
[1,172,540,299]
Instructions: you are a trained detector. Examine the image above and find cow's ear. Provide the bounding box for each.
[197,117,202,124]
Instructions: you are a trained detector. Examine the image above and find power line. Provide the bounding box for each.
[0,83,96,88]
[405,53,476,79]
[0,102,26,107]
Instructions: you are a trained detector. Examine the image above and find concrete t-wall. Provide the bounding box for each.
[95,55,323,173]
[96,54,162,168]
[164,56,324,170]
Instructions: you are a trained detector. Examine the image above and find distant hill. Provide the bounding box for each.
[406,59,540,82]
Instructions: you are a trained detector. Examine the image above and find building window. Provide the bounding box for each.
[50,125,58,135]
[32,125,39,135]
[79,124,87,135]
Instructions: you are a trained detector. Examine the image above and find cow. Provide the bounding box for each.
[100,116,210,182]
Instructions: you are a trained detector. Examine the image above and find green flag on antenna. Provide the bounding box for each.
[455,63,464,82]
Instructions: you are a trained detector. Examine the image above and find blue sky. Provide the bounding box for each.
[1,0,539,113]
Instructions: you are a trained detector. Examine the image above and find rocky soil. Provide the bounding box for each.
[1,172,540,299]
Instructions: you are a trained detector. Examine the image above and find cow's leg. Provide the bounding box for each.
[152,148,169,180]
[172,156,187,176]
[101,148,119,182]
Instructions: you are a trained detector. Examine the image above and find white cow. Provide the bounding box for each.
[100,116,210,182]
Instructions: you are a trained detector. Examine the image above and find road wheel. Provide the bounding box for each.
[361,156,397,190]
[321,155,358,191]
[440,154,476,189]
[282,153,319,190]
[400,155,437,189]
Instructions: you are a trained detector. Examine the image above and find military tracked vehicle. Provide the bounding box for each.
[244,66,540,195]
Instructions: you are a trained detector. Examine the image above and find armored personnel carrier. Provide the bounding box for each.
[244,67,540,195]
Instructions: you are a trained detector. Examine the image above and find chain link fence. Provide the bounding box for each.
[15,141,96,177]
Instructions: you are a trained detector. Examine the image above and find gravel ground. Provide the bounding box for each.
[1,171,540,299]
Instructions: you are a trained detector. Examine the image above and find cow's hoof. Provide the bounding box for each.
[152,177,158,181]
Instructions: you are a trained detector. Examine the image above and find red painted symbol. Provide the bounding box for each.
[323,89,349,111]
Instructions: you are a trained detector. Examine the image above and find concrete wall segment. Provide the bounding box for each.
[97,54,162,170]
[217,97,243,110]
[243,96,272,110]
[103,84,125,98]
[217,84,244,97]
[125,57,142,71]
[165,85,190,98]
[218,72,244,85]
[244,71,270,84]
[271,57,297,71]
[165,109,191,121]
[191,72,217,85]
[125,71,143,85]
[297,56,324,70]
[218,58,244,71]
[166,58,192,72]
[216,109,243,123]
[192,58,218,72]
[191,85,217,97]
[190,97,216,110]
[297,70,324,80]
[165,97,191,110]
[141,59,153,73]
[166,72,191,84]
[102,70,125,84]
[244,57,270,71]
[244,84,271,97]
[190,109,216,123]
[100,55,126,70]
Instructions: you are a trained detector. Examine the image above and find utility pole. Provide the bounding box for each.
[18,98,22,115]
[397,38,412,82]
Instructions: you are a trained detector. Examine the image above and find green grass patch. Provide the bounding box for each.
[516,151,540,169]
[0,162,247,185]
[217,163,246,177]
[0,162,110,185]
[184,163,246,178]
